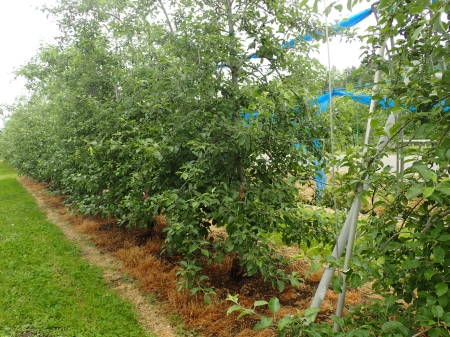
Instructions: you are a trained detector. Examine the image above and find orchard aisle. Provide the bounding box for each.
[0,161,174,337]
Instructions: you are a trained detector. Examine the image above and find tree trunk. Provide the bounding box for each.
[226,0,247,186]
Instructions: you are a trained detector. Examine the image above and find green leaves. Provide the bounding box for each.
[1,0,330,304]
[312,0,319,13]
[254,316,273,331]
[332,274,344,293]
[268,297,280,315]
[423,186,435,199]
[425,270,437,280]
[330,315,344,328]
[410,26,424,42]
[226,304,242,316]
[254,300,269,308]
[413,165,437,184]
[432,305,444,319]
[381,321,406,334]
[277,315,294,331]
[6,0,450,336]
[277,279,286,292]
[436,283,448,297]
[435,182,450,196]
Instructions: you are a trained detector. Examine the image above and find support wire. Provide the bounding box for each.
[323,0,340,285]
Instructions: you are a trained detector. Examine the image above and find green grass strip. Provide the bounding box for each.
[0,162,153,337]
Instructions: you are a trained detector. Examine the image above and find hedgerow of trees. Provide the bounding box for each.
[0,0,337,296]
[2,0,450,335]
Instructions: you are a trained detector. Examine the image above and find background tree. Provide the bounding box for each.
[230,1,450,334]
[330,1,450,335]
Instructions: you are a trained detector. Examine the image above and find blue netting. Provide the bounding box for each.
[313,90,379,112]
[224,4,450,202]
[334,8,373,29]
[281,8,373,50]
[248,8,373,58]
[313,90,450,113]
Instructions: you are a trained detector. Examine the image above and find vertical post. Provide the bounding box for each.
[377,112,397,149]
[333,60,400,334]
[395,114,400,174]
[356,113,359,147]
[363,44,386,147]
[399,114,405,173]
[322,0,339,259]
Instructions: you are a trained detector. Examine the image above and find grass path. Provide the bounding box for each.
[0,162,156,337]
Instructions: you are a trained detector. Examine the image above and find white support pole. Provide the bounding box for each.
[399,116,405,173]
[333,198,362,331]
[308,200,360,310]
[308,42,387,322]
[395,113,400,174]
[377,112,397,149]
[332,109,396,330]
[364,43,387,147]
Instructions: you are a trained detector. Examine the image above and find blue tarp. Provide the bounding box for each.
[249,8,373,58]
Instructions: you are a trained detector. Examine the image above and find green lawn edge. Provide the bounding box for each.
[0,162,155,337]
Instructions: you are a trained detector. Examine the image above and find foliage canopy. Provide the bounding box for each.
[0,0,330,294]
[2,0,450,335]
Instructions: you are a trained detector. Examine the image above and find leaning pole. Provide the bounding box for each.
[307,41,388,322]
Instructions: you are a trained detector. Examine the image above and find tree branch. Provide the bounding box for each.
[105,12,122,22]
[157,0,174,34]
[422,209,450,234]
[411,327,431,337]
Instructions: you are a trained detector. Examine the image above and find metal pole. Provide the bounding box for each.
[333,198,362,331]
[364,43,386,146]
[308,201,359,310]
[323,0,340,273]
[395,113,400,174]
[332,105,397,330]
[377,112,397,149]
[308,42,387,322]
[399,113,405,174]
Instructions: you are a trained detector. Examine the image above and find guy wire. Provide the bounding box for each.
[323,0,340,268]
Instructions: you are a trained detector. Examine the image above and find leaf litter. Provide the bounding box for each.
[19,176,369,337]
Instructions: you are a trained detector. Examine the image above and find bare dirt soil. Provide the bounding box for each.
[19,177,367,337]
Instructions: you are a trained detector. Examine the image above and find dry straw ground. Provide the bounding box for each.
[19,177,367,337]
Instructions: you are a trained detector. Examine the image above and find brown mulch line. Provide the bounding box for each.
[19,177,367,337]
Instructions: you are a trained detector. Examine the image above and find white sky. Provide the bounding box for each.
[0,0,376,127]
[0,0,59,107]
[316,1,377,70]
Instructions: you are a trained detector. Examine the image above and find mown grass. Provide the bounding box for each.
[0,162,154,337]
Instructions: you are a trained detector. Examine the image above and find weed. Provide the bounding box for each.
[147,293,157,304]
[169,315,200,337]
